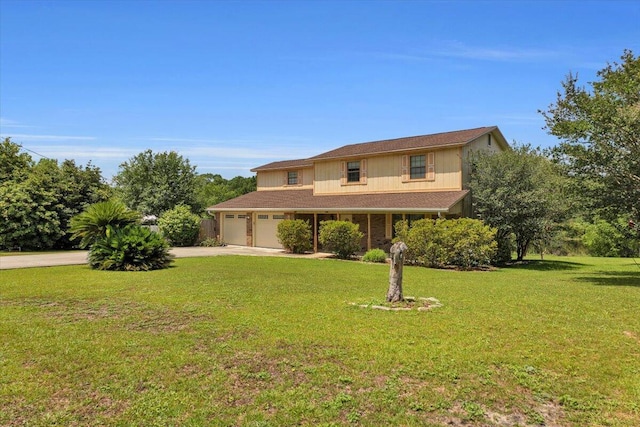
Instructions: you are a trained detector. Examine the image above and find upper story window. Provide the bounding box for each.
[287,171,298,185]
[347,161,361,183]
[340,159,367,185]
[488,134,492,146]
[410,155,426,179]
[402,152,435,182]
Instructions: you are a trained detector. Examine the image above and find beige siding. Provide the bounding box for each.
[461,133,505,186]
[314,148,462,194]
[257,167,314,191]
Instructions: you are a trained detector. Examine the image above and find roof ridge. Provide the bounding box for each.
[337,126,495,148]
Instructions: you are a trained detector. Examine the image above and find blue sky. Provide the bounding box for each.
[1,0,639,180]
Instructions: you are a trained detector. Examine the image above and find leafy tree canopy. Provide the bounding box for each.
[541,49,640,222]
[469,144,570,262]
[1,137,33,183]
[196,173,256,208]
[113,150,201,216]
[0,138,111,250]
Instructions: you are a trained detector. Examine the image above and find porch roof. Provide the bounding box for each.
[207,189,469,213]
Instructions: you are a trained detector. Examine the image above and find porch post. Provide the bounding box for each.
[367,213,372,251]
[313,213,318,253]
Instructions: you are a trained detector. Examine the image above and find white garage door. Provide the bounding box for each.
[255,213,285,249]
[222,213,247,246]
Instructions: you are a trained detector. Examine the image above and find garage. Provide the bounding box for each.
[254,213,285,249]
[222,213,247,246]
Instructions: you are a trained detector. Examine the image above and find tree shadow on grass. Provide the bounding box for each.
[576,271,640,287]
[502,259,586,271]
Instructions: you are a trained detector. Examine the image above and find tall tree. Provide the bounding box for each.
[1,137,33,183]
[469,144,569,262]
[113,150,201,215]
[0,140,111,250]
[195,173,256,208]
[541,49,640,222]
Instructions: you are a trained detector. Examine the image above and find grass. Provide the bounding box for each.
[1,255,639,426]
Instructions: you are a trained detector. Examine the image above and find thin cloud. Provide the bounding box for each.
[0,117,36,129]
[2,133,97,141]
[145,137,263,144]
[142,137,318,160]
[370,42,562,63]
[17,145,140,159]
[436,42,560,61]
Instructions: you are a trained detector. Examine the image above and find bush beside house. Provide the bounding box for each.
[395,218,497,269]
[276,219,313,254]
[157,205,201,247]
[319,220,364,259]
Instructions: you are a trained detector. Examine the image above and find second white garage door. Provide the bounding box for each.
[255,213,285,249]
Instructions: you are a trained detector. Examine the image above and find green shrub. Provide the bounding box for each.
[319,220,364,259]
[362,248,387,263]
[582,217,639,257]
[276,219,312,254]
[445,218,497,269]
[88,225,173,271]
[157,205,201,247]
[397,218,497,269]
[69,200,139,248]
[199,237,225,247]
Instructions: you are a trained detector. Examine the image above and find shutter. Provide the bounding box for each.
[360,159,367,184]
[427,152,435,181]
[340,161,347,185]
[283,171,288,186]
[298,169,303,186]
[401,155,409,182]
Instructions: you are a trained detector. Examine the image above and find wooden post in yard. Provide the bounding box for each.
[387,241,408,302]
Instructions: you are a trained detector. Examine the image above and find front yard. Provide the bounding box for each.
[1,255,639,426]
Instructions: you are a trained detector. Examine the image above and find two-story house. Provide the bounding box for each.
[207,126,509,252]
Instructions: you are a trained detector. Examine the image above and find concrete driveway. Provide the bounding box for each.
[0,246,329,270]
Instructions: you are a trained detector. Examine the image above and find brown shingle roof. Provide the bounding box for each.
[208,189,468,213]
[250,126,505,171]
[309,126,498,161]
[251,158,313,172]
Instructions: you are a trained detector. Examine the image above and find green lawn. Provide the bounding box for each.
[1,255,639,426]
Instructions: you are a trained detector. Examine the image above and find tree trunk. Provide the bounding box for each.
[387,242,408,302]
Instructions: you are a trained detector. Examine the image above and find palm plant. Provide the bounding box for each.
[88,224,173,271]
[69,200,139,248]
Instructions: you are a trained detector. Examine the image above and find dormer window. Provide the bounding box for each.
[287,171,298,185]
